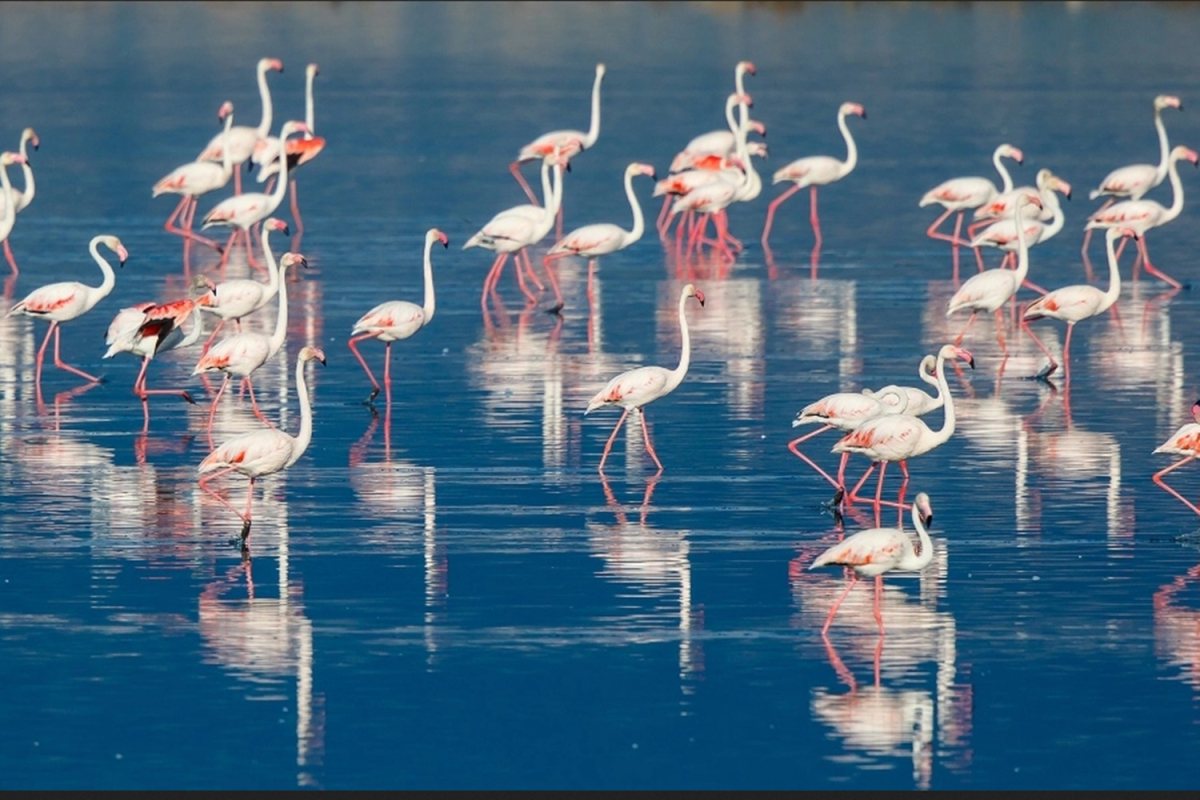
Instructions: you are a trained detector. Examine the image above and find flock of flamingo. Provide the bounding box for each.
[0,58,1197,638]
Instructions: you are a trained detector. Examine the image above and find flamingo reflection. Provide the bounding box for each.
[1153,560,1200,697]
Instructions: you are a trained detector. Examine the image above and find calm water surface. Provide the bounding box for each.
[2,0,1200,789]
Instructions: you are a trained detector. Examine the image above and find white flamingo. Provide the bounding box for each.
[197,57,283,195]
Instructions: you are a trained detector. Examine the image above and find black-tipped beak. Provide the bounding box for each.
[922,512,933,528]
[566,163,572,173]
[281,224,290,237]
[442,241,450,249]
[967,355,976,369]
[861,110,867,120]
[317,355,326,366]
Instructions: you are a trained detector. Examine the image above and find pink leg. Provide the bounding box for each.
[1082,198,1114,262]
[1139,236,1182,289]
[520,248,545,292]
[167,195,224,251]
[289,178,304,246]
[638,409,664,472]
[821,572,859,636]
[513,251,539,304]
[510,161,539,206]
[134,356,195,404]
[1153,456,1200,516]
[244,379,270,425]
[1062,322,1076,387]
[657,195,673,236]
[597,408,631,473]
[348,332,382,402]
[846,462,877,503]
[245,227,265,271]
[953,310,978,347]
[993,308,1009,355]
[201,319,227,355]
[762,184,801,247]
[52,324,100,383]
[587,259,598,305]
[33,321,55,386]
[207,374,231,433]
[199,466,252,529]
[786,424,840,488]
[3,238,19,276]
[1020,317,1060,376]
[873,575,885,636]
[233,165,243,196]
[383,341,393,407]
[810,186,823,250]
[481,253,507,312]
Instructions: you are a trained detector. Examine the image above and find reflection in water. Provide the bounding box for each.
[589,475,704,699]
[770,277,860,390]
[1153,560,1200,696]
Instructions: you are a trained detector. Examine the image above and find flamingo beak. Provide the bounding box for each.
[439,232,450,248]
[695,290,706,307]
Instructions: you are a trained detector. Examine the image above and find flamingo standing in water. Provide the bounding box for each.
[761,101,865,254]
[862,355,943,418]
[585,283,705,473]
[789,388,909,491]
[254,63,326,242]
[919,142,1024,278]
[1022,226,1133,384]
[0,129,38,277]
[192,252,306,432]
[1152,399,1200,516]
[349,228,449,404]
[153,101,236,257]
[199,345,324,544]
[809,491,936,636]
[1083,94,1182,260]
[668,61,756,174]
[968,170,1069,273]
[832,344,974,509]
[196,217,290,353]
[0,152,28,281]
[542,162,656,311]
[1082,145,1198,289]
[7,233,126,386]
[201,120,309,270]
[196,57,283,195]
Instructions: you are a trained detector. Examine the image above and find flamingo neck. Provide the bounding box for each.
[734,65,750,132]
[1161,154,1186,223]
[87,237,118,309]
[538,157,555,208]
[837,110,858,177]
[623,167,646,246]
[0,160,14,234]
[724,94,741,142]
[1100,232,1123,312]
[901,506,935,571]
[993,147,1015,193]
[256,64,275,138]
[1012,207,1031,287]
[18,136,34,207]
[219,111,235,177]
[286,355,314,468]
[265,131,292,209]
[1153,107,1171,186]
[179,301,206,349]
[547,161,565,218]
[305,72,316,136]
[737,118,761,197]
[927,350,957,446]
[1038,189,1065,240]
[421,233,437,324]
[267,253,290,358]
[583,68,604,149]
[261,227,282,301]
[666,289,693,394]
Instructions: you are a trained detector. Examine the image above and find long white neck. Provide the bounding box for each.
[900,504,935,571]
[1012,207,1031,287]
[736,118,762,199]
[538,157,554,208]
[265,129,292,210]
[87,237,118,310]
[837,109,858,177]
[0,161,14,237]
[179,301,206,348]
[734,65,750,132]
[925,350,957,448]
[256,64,275,138]
[305,71,316,135]
[1153,107,1171,186]
[267,254,290,358]
[583,67,604,149]
[732,108,752,191]
[18,135,34,207]
[666,290,693,394]
[421,234,437,324]
[1038,189,1065,240]
[260,227,282,300]
[219,111,235,177]
[723,94,740,141]
[993,147,1015,192]
[546,161,565,218]
[1100,232,1123,313]
[285,355,314,468]
[622,167,646,247]
[1160,154,1187,224]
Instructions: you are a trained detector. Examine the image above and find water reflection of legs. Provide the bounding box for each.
[1153,455,1200,516]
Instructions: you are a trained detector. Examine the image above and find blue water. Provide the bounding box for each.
[2,0,1200,789]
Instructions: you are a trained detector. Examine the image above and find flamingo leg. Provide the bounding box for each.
[207,374,231,433]
[513,251,538,304]
[540,253,564,313]
[383,341,393,407]
[243,379,271,425]
[52,324,100,383]
[953,310,979,347]
[1062,322,1077,386]
[33,320,56,386]
[1020,317,1060,377]
[761,184,801,248]
[201,318,227,355]
[597,407,631,474]
[787,424,840,488]
[521,248,545,291]
[1138,236,1182,289]
[288,178,304,245]
[481,252,509,312]
[821,572,859,636]
[167,196,225,251]
[656,195,674,236]
[134,356,195,404]
[242,476,256,540]
[1153,456,1200,516]
[810,185,823,251]
[1081,198,1115,262]
[509,161,539,205]
[993,308,1008,355]
[846,462,877,502]
[873,575,885,636]
[637,409,664,472]
[3,238,19,277]
[348,332,383,403]
[199,466,251,527]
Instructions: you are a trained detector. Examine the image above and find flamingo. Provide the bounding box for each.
[919,142,1024,276]
[808,491,936,636]
[200,119,310,270]
[192,252,306,432]
[510,62,605,231]
[862,355,942,418]
[1083,94,1182,259]
[7,233,126,385]
[1152,400,1200,516]
[0,128,38,276]
[348,228,449,404]
[761,101,865,251]
[948,194,1041,353]
[253,63,326,240]
[967,170,1069,272]
[1021,227,1133,384]
[198,345,325,544]
[153,101,236,256]
[831,344,974,509]
[542,162,656,311]
[789,387,909,491]
[667,61,757,173]
[196,217,290,353]
[585,282,705,473]
[1082,145,1198,289]
[196,57,283,195]
[0,152,28,279]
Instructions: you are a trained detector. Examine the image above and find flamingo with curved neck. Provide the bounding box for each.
[585,283,705,473]
[255,63,326,243]
[197,217,290,353]
[197,57,283,194]
[155,101,236,258]
[0,151,24,277]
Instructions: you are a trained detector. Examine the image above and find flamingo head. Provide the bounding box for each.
[920,353,938,378]
[429,228,450,248]
[1013,192,1043,216]
[0,152,27,167]
[750,120,767,137]
[259,57,284,74]
[595,63,606,78]
[939,343,974,369]
[299,346,326,366]
[1191,400,1200,422]
[1053,174,1072,200]
[747,142,769,159]
[1172,145,1199,166]
[913,492,934,528]
[737,60,757,76]
[280,120,310,139]
[218,101,234,121]
[265,217,289,236]
[193,285,216,308]
[306,63,319,79]
[102,236,128,266]
[998,143,1024,164]
[630,162,656,180]
[21,128,38,151]
[841,102,866,119]
[732,92,753,108]
[684,283,706,307]
[1155,94,1183,112]
[191,274,217,299]
[280,252,308,271]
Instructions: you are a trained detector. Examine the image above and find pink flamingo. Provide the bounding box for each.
[761,101,865,253]
[967,170,1069,272]
[1082,145,1198,289]
[153,101,236,256]
[542,162,655,311]
[348,228,449,404]
[809,491,935,636]
[585,282,705,473]
[199,345,324,545]
[1153,400,1200,516]
[196,57,283,195]
[200,120,309,270]
[253,63,326,241]
[0,129,38,276]
[192,252,306,432]
[196,218,290,353]
[0,152,28,280]
[790,387,910,491]
[7,233,126,386]
[1083,94,1182,260]
[1021,227,1132,384]
[832,344,973,509]
[667,61,756,173]
[919,142,1024,277]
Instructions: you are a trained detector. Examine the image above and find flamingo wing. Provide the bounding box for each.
[920,176,996,208]
[773,156,842,187]
[352,300,424,337]
[947,267,1020,314]
[550,224,625,256]
[810,527,908,572]
[1093,163,1156,199]
[831,414,927,460]
[587,366,672,412]
[200,429,294,476]
[10,282,88,318]
[1024,286,1106,321]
